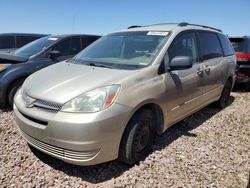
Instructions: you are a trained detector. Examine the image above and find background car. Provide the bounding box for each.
[229,36,250,90]
[0,34,100,107]
[0,33,48,53]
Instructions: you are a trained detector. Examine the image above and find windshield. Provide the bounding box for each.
[14,36,59,58]
[74,31,169,70]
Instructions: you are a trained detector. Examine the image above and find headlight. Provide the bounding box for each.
[0,64,11,72]
[61,85,120,113]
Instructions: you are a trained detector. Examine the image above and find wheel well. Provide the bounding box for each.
[6,77,26,100]
[228,76,233,84]
[133,103,164,135]
[227,76,234,90]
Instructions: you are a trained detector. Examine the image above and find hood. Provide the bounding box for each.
[0,52,28,64]
[24,61,136,104]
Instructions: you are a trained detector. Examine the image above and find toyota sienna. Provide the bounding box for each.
[14,23,236,166]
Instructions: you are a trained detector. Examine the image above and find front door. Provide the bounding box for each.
[162,31,204,126]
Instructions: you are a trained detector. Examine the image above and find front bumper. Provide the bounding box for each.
[14,92,132,166]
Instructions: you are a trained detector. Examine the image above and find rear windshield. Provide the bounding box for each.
[229,38,246,53]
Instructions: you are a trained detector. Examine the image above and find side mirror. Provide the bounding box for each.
[49,50,60,59]
[169,56,193,70]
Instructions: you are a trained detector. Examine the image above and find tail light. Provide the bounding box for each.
[237,72,246,77]
[236,53,250,61]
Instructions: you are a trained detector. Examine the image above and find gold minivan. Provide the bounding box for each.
[14,23,236,165]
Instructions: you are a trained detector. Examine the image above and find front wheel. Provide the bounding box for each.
[216,80,232,108]
[119,109,156,165]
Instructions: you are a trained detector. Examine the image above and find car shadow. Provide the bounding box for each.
[0,107,12,113]
[30,96,235,184]
[233,83,250,92]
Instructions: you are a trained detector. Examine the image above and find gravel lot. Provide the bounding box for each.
[0,90,249,187]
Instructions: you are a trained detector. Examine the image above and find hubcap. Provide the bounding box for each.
[134,118,152,153]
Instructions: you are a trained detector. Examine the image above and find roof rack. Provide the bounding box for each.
[128,22,222,32]
[128,23,178,29]
[178,22,222,32]
[128,25,142,29]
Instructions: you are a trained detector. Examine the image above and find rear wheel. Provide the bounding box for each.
[7,79,24,108]
[216,80,232,108]
[119,109,156,165]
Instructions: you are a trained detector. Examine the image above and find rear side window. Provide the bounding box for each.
[0,36,15,49]
[229,38,246,53]
[218,34,234,56]
[198,31,223,60]
[16,36,40,48]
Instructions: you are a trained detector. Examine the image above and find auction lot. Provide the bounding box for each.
[0,90,249,187]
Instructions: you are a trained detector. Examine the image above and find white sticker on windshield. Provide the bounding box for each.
[48,38,58,41]
[139,62,148,65]
[147,31,169,36]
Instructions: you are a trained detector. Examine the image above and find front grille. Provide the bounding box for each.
[22,89,63,113]
[20,130,99,161]
[33,99,63,113]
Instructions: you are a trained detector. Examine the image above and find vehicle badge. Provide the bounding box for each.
[25,96,35,108]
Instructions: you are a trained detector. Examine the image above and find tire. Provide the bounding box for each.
[7,79,24,108]
[216,80,232,108]
[119,109,156,165]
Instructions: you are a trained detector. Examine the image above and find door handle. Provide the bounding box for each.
[204,65,210,73]
[197,68,203,75]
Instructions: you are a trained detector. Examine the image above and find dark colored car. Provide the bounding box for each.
[229,36,250,90]
[0,33,48,53]
[0,34,100,107]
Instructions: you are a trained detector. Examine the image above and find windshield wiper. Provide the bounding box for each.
[88,62,114,69]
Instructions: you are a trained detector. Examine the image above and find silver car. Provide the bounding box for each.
[14,23,236,166]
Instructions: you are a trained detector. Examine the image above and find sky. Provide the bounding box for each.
[0,0,249,36]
